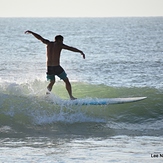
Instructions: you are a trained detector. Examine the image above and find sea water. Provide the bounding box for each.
[0,17,163,162]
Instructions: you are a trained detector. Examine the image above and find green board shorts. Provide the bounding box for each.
[46,66,67,81]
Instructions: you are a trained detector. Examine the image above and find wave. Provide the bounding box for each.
[0,80,163,138]
[0,80,162,126]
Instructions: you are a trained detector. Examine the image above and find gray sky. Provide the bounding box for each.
[0,0,163,17]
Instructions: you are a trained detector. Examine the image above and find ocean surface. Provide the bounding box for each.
[0,17,163,162]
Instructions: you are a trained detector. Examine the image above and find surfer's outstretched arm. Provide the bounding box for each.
[62,44,85,59]
[25,30,50,44]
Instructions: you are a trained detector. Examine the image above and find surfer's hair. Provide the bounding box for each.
[55,35,63,41]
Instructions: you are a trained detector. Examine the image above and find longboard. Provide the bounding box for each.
[59,97,147,105]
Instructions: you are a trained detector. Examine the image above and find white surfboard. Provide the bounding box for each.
[60,97,147,105]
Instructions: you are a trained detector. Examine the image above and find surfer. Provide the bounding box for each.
[25,30,85,100]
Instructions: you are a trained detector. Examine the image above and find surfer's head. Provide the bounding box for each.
[55,35,63,42]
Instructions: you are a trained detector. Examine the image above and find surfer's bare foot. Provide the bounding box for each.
[46,87,51,95]
[70,96,77,100]
[46,91,50,95]
[47,86,52,92]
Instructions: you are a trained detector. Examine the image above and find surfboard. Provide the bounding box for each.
[61,97,147,105]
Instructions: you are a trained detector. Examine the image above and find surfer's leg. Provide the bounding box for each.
[63,77,77,100]
[47,79,55,92]
[46,73,55,93]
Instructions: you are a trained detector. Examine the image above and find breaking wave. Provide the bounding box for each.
[0,80,163,137]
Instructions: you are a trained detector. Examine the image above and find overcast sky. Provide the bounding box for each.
[0,0,163,17]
